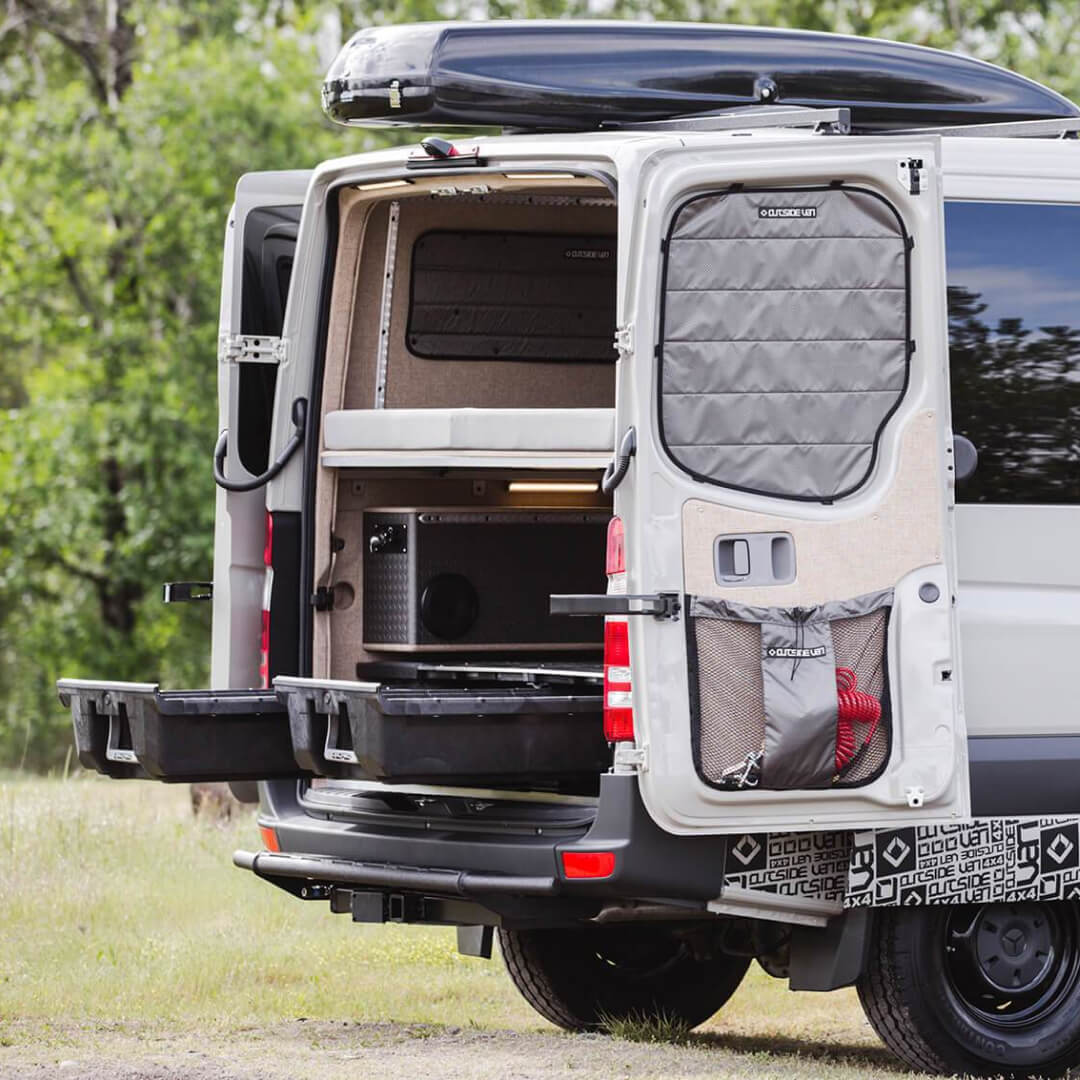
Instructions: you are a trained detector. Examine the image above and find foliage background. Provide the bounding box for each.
[0,0,1076,769]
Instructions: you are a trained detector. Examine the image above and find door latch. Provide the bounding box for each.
[898,158,925,195]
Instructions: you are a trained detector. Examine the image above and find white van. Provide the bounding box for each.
[59,21,1080,1077]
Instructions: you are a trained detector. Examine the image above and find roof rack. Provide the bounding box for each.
[601,106,851,135]
[892,116,1080,139]
[600,109,1080,140]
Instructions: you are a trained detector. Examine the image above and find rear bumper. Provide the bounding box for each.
[242,773,732,917]
[234,849,559,898]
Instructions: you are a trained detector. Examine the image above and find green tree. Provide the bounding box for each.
[0,1,361,768]
[1,0,1078,769]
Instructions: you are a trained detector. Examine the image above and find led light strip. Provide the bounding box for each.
[434,192,615,208]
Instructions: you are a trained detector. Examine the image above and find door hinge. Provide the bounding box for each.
[614,324,634,358]
[613,744,647,773]
[898,158,925,195]
[218,334,286,365]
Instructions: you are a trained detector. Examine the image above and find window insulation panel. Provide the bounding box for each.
[407,230,617,363]
[658,186,911,502]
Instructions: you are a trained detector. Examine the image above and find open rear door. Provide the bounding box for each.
[57,173,312,784]
[212,171,310,690]
[618,135,968,834]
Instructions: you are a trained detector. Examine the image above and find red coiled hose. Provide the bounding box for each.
[835,667,881,772]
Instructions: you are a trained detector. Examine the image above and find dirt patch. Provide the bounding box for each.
[0,1019,918,1080]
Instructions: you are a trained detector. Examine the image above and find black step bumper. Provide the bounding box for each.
[242,774,732,916]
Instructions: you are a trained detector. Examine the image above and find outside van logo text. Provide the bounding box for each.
[764,645,827,659]
[758,206,818,219]
[564,248,612,260]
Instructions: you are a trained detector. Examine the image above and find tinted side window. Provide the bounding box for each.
[945,201,1080,504]
[237,204,301,476]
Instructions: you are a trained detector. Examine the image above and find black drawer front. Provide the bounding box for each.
[58,681,300,783]
[280,677,607,787]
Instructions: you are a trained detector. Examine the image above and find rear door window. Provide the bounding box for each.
[945,201,1080,504]
[237,204,302,476]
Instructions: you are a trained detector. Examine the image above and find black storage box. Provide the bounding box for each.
[58,680,299,783]
[278,674,608,787]
[322,22,1080,132]
[362,509,608,650]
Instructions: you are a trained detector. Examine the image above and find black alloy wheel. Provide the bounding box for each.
[859,902,1080,1077]
[943,903,1080,1033]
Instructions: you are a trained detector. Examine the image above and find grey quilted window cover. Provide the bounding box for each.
[408,230,617,362]
[659,186,910,501]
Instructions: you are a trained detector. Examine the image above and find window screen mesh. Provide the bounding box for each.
[659,186,910,501]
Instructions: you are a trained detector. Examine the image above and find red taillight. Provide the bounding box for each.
[606,516,625,577]
[603,618,634,742]
[259,824,280,852]
[259,511,273,689]
[258,609,270,689]
[263,510,274,567]
[561,851,615,879]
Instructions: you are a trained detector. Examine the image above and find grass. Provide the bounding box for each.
[0,775,907,1075]
[599,1010,694,1046]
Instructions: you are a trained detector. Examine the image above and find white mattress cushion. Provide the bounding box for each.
[322,408,615,453]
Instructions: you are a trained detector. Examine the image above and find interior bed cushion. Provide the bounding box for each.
[322,408,615,453]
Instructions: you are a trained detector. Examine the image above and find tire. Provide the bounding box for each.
[858,903,1080,1077]
[498,922,750,1032]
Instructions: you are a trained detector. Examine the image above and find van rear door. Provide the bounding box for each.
[617,135,969,834]
[213,171,310,689]
[57,173,311,783]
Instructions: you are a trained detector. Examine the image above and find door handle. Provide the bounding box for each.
[602,427,636,494]
[214,397,307,493]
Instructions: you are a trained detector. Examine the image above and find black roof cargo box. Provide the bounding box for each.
[322,20,1079,133]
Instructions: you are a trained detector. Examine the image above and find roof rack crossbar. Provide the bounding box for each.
[600,106,852,135]
[892,116,1080,139]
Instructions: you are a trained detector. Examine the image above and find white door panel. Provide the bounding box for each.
[616,135,968,834]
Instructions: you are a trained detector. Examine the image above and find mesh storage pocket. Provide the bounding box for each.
[691,618,766,785]
[689,591,892,790]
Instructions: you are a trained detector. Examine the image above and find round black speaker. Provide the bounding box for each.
[419,573,479,640]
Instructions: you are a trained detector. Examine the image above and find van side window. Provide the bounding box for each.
[945,201,1080,504]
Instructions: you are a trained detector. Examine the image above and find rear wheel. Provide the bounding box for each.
[498,922,750,1032]
[858,903,1080,1077]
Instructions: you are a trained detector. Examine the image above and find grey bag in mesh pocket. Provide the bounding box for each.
[689,590,892,790]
